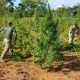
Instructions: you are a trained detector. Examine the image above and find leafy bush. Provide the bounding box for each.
[9,52,21,61]
[32,4,63,67]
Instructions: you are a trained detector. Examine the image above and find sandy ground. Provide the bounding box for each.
[0,51,80,80]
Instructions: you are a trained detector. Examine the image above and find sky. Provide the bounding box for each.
[48,0,80,9]
[14,0,80,9]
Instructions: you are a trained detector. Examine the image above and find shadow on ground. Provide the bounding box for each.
[48,51,80,72]
[64,43,80,52]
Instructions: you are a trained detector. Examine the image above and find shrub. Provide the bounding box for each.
[32,4,63,67]
[9,52,21,61]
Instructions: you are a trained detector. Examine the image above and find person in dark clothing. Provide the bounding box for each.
[0,21,17,62]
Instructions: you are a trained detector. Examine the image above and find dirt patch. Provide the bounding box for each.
[0,51,80,80]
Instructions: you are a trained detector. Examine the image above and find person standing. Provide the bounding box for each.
[69,23,79,48]
[0,21,17,62]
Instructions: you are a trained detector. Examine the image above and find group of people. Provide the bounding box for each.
[0,21,79,62]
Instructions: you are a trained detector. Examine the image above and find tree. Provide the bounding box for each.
[13,3,27,18]
[5,0,15,13]
[21,0,48,17]
[5,0,15,5]
[32,4,63,67]
[0,0,6,16]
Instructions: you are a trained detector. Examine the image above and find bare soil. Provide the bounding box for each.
[0,51,80,80]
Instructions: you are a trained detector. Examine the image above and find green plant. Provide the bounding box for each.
[32,4,63,67]
[9,52,21,61]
